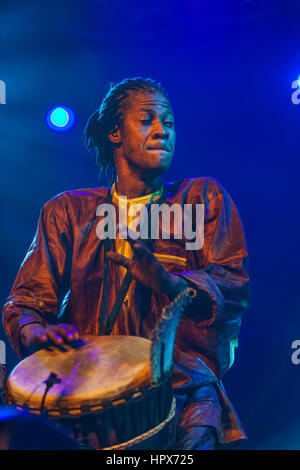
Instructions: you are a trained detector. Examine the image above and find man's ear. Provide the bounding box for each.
[108,125,122,145]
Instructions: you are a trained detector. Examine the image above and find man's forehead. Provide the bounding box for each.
[124,91,173,114]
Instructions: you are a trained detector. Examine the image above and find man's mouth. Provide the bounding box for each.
[147,144,170,151]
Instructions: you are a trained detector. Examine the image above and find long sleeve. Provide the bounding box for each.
[174,179,251,377]
[2,196,72,357]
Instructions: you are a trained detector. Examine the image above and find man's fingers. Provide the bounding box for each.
[26,333,48,348]
[106,251,131,269]
[46,328,64,346]
[66,324,80,340]
[53,325,79,342]
[127,238,156,265]
[38,332,48,343]
[21,325,47,347]
[22,324,80,350]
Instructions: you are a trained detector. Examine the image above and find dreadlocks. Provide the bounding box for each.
[83,77,170,185]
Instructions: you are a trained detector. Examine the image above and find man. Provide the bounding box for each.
[2,77,250,449]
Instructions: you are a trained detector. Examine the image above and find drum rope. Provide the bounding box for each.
[100,397,176,451]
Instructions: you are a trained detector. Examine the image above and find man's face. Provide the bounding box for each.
[116,90,176,176]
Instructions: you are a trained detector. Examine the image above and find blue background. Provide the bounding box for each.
[0,0,299,449]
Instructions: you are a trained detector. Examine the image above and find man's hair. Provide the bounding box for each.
[83,77,170,185]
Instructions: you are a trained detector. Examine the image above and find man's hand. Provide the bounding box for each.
[106,228,188,299]
[20,323,80,353]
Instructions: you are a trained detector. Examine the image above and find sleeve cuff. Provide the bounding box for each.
[176,271,225,326]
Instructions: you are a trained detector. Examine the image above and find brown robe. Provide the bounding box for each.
[2,177,251,445]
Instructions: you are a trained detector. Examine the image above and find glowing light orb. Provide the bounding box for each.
[46,106,76,132]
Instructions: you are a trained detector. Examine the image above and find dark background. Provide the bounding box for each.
[1,0,299,449]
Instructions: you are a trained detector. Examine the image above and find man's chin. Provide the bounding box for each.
[150,154,173,171]
[146,160,172,177]
[131,153,173,177]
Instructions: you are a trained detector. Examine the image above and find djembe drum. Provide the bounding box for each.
[6,287,195,450]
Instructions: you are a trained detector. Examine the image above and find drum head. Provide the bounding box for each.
[7,335,151,413]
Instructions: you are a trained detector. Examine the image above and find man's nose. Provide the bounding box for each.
[152,120,169,139]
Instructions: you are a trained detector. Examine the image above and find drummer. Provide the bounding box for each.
[2,77,251,450]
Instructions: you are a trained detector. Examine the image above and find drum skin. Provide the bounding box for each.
[6,336,174,449]
[7,336,151,412]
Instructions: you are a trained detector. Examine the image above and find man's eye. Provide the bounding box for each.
[164,121,174,127]
[141,119,151,125]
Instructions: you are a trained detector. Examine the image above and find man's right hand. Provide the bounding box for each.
[20,323,80,352]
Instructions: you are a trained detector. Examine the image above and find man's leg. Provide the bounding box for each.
[173,386,222,450]
[175,424,217,450]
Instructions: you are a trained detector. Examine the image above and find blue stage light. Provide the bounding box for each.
[51,107,69,127]
[46,106,76,132]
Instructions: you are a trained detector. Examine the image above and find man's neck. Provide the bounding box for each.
[114,176,163,198]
